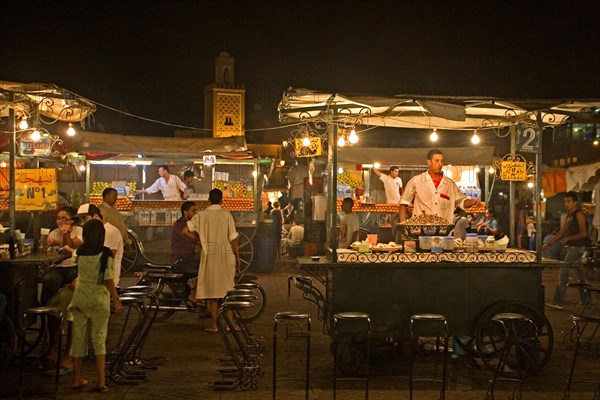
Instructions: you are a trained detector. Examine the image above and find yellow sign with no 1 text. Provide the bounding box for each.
[15,169,58,211]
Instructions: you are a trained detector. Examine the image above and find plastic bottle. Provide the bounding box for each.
[465,233,478,253]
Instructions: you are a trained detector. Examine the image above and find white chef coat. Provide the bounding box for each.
[400,171,466,223]
[187,205,239,299]
[146,175,187,201]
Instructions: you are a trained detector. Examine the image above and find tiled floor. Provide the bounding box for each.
[2,259,599,399]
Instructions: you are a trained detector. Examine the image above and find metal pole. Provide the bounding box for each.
[535,113,543,262]
[8,93,16,259]
[326,110,338,262]
[509,125,516,247]
[85,159,91,202]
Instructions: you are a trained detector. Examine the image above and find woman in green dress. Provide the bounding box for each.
[68,219,122,392]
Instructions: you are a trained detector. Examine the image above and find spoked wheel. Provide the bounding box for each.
[475,300,553,377]
[0,314,17,368]
[237,231,254,274]
[121,231,140,274]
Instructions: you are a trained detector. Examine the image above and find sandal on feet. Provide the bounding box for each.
[71,379,89,390]
[204,327,219,333]
[93,386,108,393]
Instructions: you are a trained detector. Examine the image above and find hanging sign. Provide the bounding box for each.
[517,125,539,153]
[496,154,534,182]
[19,135,52,157]
[203,155,217,165]
[294,137,322,158]
[15,168,58,211]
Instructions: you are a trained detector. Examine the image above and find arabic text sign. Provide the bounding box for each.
[15,169,58,211]
[500,161,527,181]
[294,137,322,157]
[19,136,52,157]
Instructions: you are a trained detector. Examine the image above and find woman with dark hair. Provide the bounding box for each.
[69,219,122,392]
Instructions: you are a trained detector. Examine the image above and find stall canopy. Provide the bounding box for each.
[278,88,600,130]
[60,130,249,159]
[338,146,495,165]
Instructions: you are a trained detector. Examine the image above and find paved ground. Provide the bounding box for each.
[2,259,599,399]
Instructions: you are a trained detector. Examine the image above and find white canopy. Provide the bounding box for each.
[278,88,600,130]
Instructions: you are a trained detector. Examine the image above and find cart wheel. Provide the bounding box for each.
[475,300,553,377]
[0,314,17,369]
[121,231,140,274]
[237,231,253,274]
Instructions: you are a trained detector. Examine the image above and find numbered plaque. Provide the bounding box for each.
[517,125,539,153]
[15,169,58,211]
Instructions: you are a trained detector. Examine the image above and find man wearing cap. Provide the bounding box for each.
[75,204,124,285]
[134,165,189,201]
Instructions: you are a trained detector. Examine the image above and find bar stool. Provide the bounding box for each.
[333,312,371,400]
[485,312,538,400]
[272,311,311,400]
[409,313,449,400]
[563,314,600,400]
[18,306,63,400]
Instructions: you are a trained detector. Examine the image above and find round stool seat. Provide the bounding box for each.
[26,306,62,315]
[411,313,447,322]
[121,285,152,292]
[569,314,600,324]
[119,296,140,306]
[226,294,257,302]
[221,301,253,310]
[567,283,592,289]
[335,312,369,320]
[227,289,254,296]
[275,311,310,321]
[492,312,529,322]
[123,291,148,298]
[587,287,600,293]
[234,283,259,289]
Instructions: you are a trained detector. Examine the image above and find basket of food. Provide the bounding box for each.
[396,213,454,240]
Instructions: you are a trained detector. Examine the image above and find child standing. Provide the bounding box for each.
[69,219,122,392]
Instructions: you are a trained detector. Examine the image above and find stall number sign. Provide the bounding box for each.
[500,161,527,181]
[15,168,58,211]
[19,135,52,157]
[294,137,322,158]
[517,126,539,153]
[203,155,216,165]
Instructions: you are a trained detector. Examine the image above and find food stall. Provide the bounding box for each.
[61,131,267,271]
[278,89,600,373]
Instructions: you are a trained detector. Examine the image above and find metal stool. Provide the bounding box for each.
[563,314,600,400]
[333,312,371,400]
[18,306,63,400]
[485,313,538,400]
[409,313,449,400]
[273,311,311,400]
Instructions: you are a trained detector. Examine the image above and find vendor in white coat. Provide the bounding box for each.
[399,149,480,223]
[134,165,189,200]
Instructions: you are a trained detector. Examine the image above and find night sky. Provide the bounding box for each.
[1,0,598,137]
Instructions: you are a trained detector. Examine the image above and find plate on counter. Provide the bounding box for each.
[371,246,402,253]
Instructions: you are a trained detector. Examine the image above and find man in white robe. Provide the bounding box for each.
[184,189,240,332]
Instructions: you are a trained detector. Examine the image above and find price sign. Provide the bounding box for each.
[15,168,58,211]
[517,125,539,153]
[203,155,216,165]
[294,137,322,158]
[500,161,527,181]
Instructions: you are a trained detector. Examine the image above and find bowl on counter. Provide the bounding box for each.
[396,223,455,241]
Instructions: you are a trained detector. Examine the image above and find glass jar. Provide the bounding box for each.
[418,236,432,251]
[465,233,478,253]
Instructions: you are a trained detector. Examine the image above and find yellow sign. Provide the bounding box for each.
[500,161,527,181]
[15,169,58,211]
[294,137,322,158]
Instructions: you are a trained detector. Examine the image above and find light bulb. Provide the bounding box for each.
[429,128,438,142]
[337,137,345,147]
[30,129,41,141]
[527,182,534,189]
[282,140,288,147]
[0,161,6,168]
[79,165,86,172]
[338,167,344,174]
[18,119,28,130]
[279,160,285,166]
[594,140,599,146]
[489,166,495,174]
[374,162,381,169]
[67,123,76,136]
[302,136,310,147]
[252,170,258,178]
[474,166,480,173]
[348,129,358,144]
[471,132,480,144]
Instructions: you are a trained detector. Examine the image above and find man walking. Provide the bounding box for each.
[184,189,240,332]
[98,187,132,246]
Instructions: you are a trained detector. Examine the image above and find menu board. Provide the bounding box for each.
[499,160,527,181]
[15,168,58,211]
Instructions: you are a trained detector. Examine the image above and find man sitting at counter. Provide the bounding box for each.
[134,165,189,200]
[400,149,480,223]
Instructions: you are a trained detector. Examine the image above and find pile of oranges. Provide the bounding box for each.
[222,198,254,211]
[90,195,132,211]
[336,199,398,213]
